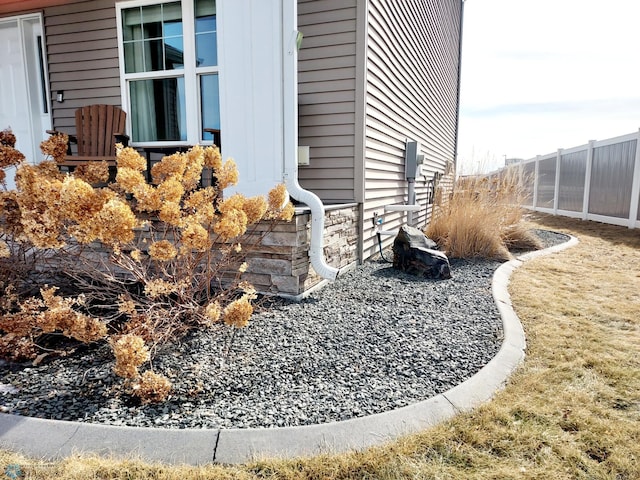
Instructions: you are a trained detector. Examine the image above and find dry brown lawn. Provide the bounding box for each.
[1,212,639,479]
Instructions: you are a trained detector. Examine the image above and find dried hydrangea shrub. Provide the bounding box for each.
[111,334,150,379]
[132,370,172,403]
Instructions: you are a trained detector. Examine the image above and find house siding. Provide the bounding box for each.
[363,0,462,258]
[44,0,121,132]
[297,0,358,203]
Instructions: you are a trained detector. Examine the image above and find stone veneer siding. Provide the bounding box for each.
[23,204,359,299]
[239,203,359,297]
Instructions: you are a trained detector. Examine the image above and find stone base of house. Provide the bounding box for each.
[9,203,360,301]
[239,203,359,299]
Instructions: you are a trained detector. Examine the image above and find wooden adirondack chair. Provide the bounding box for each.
[48,104,130,172]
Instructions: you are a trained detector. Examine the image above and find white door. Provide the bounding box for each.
[0,14,51,190]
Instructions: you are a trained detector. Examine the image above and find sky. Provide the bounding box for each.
[457,0,640,174]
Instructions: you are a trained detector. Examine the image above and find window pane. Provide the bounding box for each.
[195,0,217,67]
[129,78,186,142]
[201,74,220,141]
[196,16,215,33]
[141,4,162,39]
[164,36,184,69]
[195,0,216,17]
[123,2,183,73]
[195,32,217,67]
[122,7,143,41]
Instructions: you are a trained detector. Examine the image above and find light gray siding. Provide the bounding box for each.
[44,0,121,132]
[363,0,462,258]
[297,0,358,203]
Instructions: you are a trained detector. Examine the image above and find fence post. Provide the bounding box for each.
[582,140,595,221]
[553,148,562,214]
[533,155,540,209]
[627,129,640,228]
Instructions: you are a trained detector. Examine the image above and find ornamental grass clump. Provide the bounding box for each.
[0,130,294,403]
[426,166,542,260]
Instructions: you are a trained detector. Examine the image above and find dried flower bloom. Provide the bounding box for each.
[157,177,184,203]
[213,193,248,239]
[144,278,177,299]
[14,164,65,248]
[213,208,247,240]
[130,249,142,262]
[242,195,267,224]
[203,300,221,325]
[0,240,9,258]
[278,201,295,221]
[59,176,101,223]
[31,161,64,182]
[182,145,205,191]
[66,313,108,343]
[158,201,183,226]
[223,295,253,328]
[183,187,216,224]
[0,311,36,337]
[0,128,16,147]
[0,336,38,361]
[116,167,146,193]
[234,243,242,253]
[184,187,215,211]
[116,145,146,172]
[67,221,100,244]
[264,184,294,221]
[0,145,25,168]
[238,262,248,273]
[203,145,222,170]
[218,193,245,213]
[268,184,288,211]
[118,295,136,316]
[132,183,162,212]
[40,285,61,308]
[95,198,136,245]
[73,161,110,184]
[0,285,18,311]
[111,334,150,378]
[40,133,68,163]
[151,153,186,183]
[34,286,106,343]
[149,240,177,261]
[216,159,239,190]
[132,370,172,403]
[181,221,211,252]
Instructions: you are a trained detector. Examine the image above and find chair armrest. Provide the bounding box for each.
[114,133,130,147]
[203,128,221,147]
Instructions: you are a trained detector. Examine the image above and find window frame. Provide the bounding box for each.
[116,0,219,147]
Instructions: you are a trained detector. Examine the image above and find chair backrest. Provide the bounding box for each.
[75,104,126,157]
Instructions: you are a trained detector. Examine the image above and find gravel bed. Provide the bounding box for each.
[0,230,569,429]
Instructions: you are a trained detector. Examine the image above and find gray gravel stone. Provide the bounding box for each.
[0,230,568,429]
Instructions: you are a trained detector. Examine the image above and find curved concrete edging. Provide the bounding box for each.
[0,235,579,466]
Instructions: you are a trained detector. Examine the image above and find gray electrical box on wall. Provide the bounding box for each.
[404,140,421,179]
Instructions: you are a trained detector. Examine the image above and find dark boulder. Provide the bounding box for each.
[392,225,452,279]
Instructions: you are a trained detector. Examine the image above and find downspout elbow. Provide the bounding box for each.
[284,174,339,281]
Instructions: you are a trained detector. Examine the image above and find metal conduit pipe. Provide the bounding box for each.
[407,178,416,225]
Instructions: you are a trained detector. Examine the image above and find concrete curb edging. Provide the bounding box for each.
[0,234,579,465]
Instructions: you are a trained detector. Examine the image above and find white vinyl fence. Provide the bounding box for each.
[519,130,640,229]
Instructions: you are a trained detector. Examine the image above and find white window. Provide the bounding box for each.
[116,0,220,145]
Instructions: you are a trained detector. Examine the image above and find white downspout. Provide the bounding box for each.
[282,0,339,281]
[284,171,339,281]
